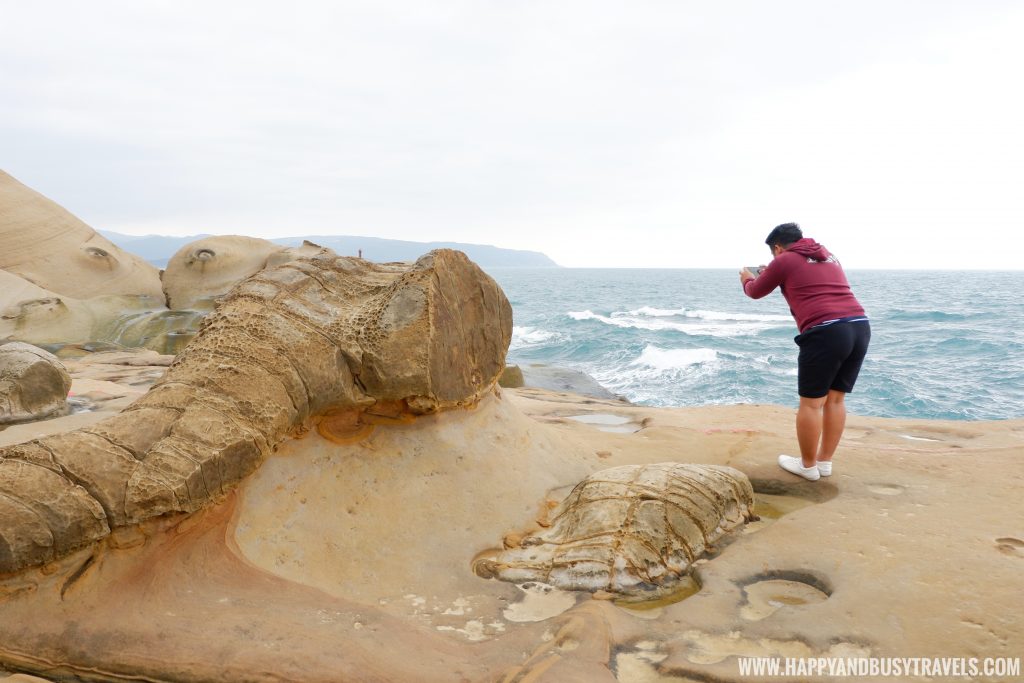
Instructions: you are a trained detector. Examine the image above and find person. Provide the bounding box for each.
[739,223,870,481]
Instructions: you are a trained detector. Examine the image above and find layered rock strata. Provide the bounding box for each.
[0,170,163,300]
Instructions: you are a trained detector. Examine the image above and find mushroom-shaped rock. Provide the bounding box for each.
[0,170,163,300]
[0,342,72,425]
[161,235,288,310]
[476,463,755,595]
[0,247,512,573]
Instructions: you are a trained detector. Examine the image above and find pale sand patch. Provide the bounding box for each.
[0,674,55,683]
[502,582,578,623]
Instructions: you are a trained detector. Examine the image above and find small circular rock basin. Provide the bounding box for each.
[565,413,641,433]
[740,578,829,621]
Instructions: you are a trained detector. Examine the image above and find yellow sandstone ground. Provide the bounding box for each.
[1,357,1021,682]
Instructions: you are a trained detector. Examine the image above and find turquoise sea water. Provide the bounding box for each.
[487,269,1024,421]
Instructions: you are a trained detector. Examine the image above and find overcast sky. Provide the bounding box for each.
[2,1,1022,268]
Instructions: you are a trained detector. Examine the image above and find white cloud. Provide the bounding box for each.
[1,1,1021,268]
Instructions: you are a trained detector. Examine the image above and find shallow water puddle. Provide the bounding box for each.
[67,395,100,414]
[613,576,702,619]
[740,578,829,621]
[566,413,641,433]
[742,492,816,534]
[752,492,816,518]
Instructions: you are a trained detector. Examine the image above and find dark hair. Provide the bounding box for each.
[765,222,803,248]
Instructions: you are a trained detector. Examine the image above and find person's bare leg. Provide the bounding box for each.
[796,395,827,468]
[817,389,847,463]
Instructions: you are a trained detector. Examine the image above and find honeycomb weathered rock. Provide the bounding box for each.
[0,248,511,574]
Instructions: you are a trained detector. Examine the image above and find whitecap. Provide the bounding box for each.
[683,309,791,322]
[510,326,565,350]
[606,306,790,323]
[566,310,781,337]
[567,310,598,321]
[621,306,688,317]
[631,345,717,371]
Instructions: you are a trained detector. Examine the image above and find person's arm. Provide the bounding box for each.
[742,256,787,299]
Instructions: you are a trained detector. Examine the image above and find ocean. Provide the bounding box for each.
[487,268,1024,421]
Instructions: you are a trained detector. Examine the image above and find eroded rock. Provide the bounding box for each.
[498,364,525,388]
[0,269,166,349]
[0,247,511,574]
[0,342,72,425]
[161,235,287,310]
[161,236,329,310]
[0,170,163,300]
[476,463,755,595]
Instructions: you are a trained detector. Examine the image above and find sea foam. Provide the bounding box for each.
[631,345,718,371]
[621,306,790,323]
[567,309,784,337]
[510,326,565,350]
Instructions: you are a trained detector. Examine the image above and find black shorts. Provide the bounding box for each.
[794,320,871,399]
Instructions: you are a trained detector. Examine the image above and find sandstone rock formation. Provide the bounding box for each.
[0,171,163,300]
[0,269,162,349]
[498,364,525,388]
[476,463,755,594]
[161,236,329,310]
[0,343,72,425]
[0,247,511,574]
[161,235,287,310]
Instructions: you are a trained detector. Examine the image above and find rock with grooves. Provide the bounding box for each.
[476,463,754,595]
[0,342,72,425]
[0,247,511,574]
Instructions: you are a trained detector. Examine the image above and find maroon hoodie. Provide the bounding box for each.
[742,238,866,333]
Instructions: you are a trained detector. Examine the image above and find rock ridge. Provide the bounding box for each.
[0,247,511,574]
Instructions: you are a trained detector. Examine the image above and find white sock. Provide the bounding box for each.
[817,460,832,477]
[778,454,820,481]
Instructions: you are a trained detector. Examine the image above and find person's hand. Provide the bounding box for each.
[739,268,755,284]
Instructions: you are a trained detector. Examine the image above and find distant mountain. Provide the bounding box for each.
[99,231,559,269]
[97,232,215,266]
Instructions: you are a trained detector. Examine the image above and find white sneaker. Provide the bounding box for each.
[778,454,820,481]
[817,460,832,477]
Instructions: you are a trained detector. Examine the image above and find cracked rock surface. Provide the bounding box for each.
[477,463,755,594]
[0,247,511,574]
